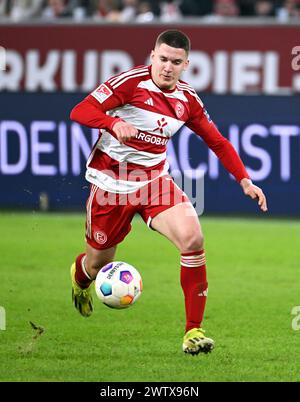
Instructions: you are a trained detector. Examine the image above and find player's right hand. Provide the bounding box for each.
[240,178,268,212]
[112,120,138,144]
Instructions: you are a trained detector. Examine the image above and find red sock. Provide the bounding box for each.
[75,253,92,289]
[180,250,208,333]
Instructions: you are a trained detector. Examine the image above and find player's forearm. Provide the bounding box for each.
[197,120,250,183]
[211,138,250,183]
[70,98,118,131]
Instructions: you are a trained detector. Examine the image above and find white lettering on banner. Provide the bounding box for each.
[61,50,77,92]
[270,125,300,181]
[82,51,98,91]
[208,149,219,179]
[181,50,294,94]
[58,122,68,175]
[0,121,97,176]
[31,121,57,175]
[0,46,6,71]
[0,50,134,92]
[0,121,300,182]
[228,124,240,155]
[241,124,272,181]
[178,127,207,179]
[61,50,99,91]
[0,121,28,174]
[183,52,211,91]
[26,50,60,91]
[212,52,228,94]
[264,52,280,94]
[71,123,95,175]
[0,49,299,93]
[231,52,262,94]
[226,124,241,181]
[101,51,133,83]
[292,74,300,92]
[0,50,23,90]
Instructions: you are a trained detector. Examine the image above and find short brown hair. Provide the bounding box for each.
[155,30,191,55]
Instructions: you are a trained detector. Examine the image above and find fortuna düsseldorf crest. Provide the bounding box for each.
[175,101,184,118]
[94,230,108,245]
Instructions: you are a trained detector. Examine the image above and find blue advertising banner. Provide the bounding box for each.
[0,93,299,215]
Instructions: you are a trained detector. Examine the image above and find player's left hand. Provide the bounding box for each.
[240,178,268,212]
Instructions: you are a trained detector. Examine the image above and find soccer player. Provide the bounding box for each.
[70,29,267,355]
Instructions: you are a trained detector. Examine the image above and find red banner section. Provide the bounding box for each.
[1,24,300,94]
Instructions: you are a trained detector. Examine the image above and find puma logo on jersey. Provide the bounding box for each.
[144,97,154,106]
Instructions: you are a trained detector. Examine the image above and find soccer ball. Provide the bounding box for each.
[95,261,143,309]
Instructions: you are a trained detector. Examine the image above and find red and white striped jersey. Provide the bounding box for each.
[71,65,249,193]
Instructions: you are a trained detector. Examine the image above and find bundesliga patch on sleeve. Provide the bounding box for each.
[92,83,113,103]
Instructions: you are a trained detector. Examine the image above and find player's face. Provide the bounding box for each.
[151,43,189,90]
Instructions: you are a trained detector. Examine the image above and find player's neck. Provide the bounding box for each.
[149,65,177,93]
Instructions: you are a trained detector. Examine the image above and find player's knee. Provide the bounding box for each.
[179,231,204,253]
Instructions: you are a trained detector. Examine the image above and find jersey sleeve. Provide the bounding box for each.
[186,95,250,183]
[70,68,142,130]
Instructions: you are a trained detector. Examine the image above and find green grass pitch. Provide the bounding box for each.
[0,212,300,382]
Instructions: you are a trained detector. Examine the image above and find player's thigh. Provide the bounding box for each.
[86,184,135,251]
[85,243,117,271]
[151,201,203,252]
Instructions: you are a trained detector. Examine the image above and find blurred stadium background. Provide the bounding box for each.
[1,0,300,382]
[1,0,300,214]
